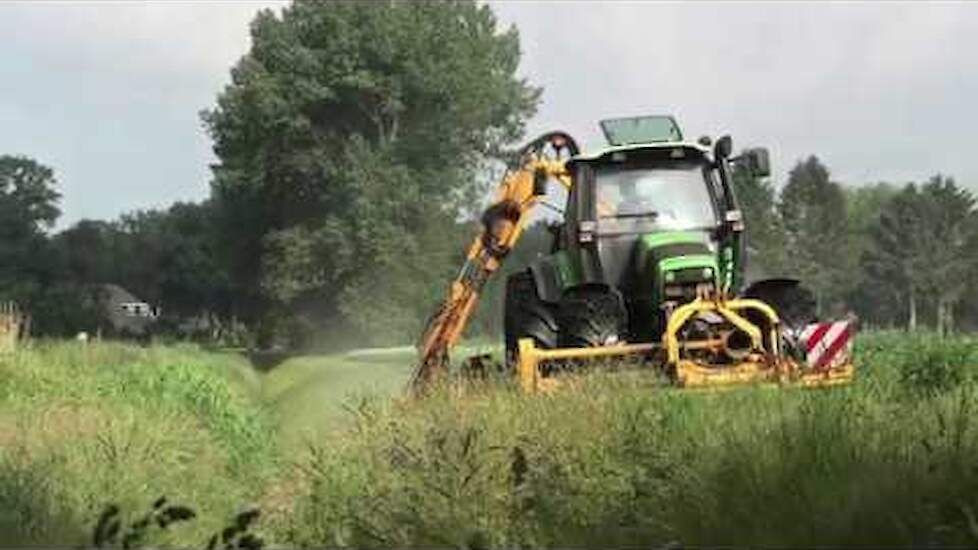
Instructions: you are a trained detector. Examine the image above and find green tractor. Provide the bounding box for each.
[411,115,852,394]
[502,116,850,390]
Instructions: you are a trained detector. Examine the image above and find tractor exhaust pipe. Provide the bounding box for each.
[722,329,754,361]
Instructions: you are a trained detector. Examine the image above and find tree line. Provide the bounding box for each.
[1,1,976,347]
[734,157,978,334]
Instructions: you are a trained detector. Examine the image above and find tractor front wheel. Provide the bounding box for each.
[557,286,628,348]
[504,271,558,363]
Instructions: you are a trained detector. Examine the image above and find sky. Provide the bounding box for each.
[2,1,977,228]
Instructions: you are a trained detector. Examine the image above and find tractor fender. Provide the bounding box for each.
[741,277,804,298]
[527,257,564,304]
[740,277,818,329]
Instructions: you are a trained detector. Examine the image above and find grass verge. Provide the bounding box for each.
[0,341,277,546]
[4,332,978,547]
[280,331,978,548]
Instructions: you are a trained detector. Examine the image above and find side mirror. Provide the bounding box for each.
[743,148,771,178]
[714,135,733,160]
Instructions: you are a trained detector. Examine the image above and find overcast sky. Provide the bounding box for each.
[3,1,977,227]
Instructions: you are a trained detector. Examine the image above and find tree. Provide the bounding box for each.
[731,157,786,279]
[0,155,61,307]
[202,0,540,346]
[862,177,978,332]
[110,202,232,327]
[53,220,120,286]
[916,176,977,335]
[778,156,850,314]
[36,201,233,340]
[842,183,899,325]
[0,156,60,229]
[862,185,924,328]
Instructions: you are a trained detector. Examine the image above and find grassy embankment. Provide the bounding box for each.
[0,342,277,545]
[3,332,978,547]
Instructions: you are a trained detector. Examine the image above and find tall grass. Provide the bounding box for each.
[281,331,978,548]
[3,333,978,547]
[0,341,277,546]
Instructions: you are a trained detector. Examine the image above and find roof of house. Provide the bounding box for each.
[100,283,142,306]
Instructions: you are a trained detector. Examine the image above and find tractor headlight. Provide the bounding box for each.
[702,267,713,279]
[664,271,676,283]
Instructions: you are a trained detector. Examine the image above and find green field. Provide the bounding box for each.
[3,333,978,547]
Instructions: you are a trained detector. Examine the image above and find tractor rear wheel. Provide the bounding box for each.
[743,279,817,331]
[557,286,628,348]
[504,271,558,362]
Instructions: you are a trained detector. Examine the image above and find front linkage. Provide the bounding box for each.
[516,288,854,393]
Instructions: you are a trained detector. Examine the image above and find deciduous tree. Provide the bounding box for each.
[731,156,786,279]
[862,177,978,332]
[202,0,539,346]
[778,156,850,314]
[0,155,61,306]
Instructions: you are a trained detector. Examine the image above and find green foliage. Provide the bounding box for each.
[26,282,104,337]
[202,0,539,347]
[0,155,61,308]
[90,499,265,550]
[732,156,786,277]
[896,335,975,396]
[36,201,235,340]
[863,177,978,331]
[843,183,901,324]
[0,155,60,231]
[778,156,851,313]
[55,220,120,285]
[0,156,112,338]
[115,201,232,320]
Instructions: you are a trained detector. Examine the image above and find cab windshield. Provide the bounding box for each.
[594,161,716,230]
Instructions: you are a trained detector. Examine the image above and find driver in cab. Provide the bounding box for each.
[597,178,643,218]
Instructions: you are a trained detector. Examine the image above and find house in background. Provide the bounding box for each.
[98,284,160,337]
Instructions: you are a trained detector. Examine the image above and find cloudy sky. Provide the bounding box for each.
[3,1,977,227]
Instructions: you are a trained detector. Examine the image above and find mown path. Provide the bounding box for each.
[254,343,498,448]
[257,347,413,447]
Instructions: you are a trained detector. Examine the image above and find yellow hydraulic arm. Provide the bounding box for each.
[408,132,579,394]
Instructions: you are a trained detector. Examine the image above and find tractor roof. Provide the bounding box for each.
[568,141,711,166]
[568,115,710,165]
[600,115,683,145]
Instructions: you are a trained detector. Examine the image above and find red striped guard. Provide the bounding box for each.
[799,321,852,371]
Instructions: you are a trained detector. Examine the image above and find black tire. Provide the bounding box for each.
[742,279,817,360]
[504,271,558,361]
[742,279,817,331]
[556,286,628,348]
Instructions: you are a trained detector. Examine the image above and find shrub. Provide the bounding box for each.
[897,336,975,395]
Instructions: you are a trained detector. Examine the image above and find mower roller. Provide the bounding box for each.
[409,116,854,395]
